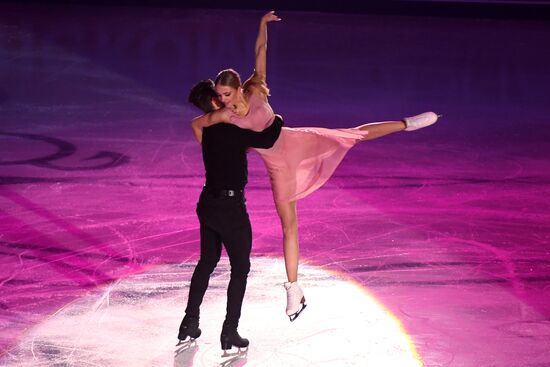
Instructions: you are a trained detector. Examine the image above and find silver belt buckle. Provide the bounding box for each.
[227,190,235,197]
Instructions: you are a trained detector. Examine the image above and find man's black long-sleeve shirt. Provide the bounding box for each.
[202,115,283,191]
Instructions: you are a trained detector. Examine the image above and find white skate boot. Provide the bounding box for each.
[284,281,307,322]
[404,111,440,131]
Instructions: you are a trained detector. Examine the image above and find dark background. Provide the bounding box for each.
[2,0,550,19]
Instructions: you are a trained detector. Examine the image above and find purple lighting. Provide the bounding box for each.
[1,3,549,366]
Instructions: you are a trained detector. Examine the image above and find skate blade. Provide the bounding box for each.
[175,335,198,346]
[174,339,197,354]
[221,347,248,363]
[288,302,307,322]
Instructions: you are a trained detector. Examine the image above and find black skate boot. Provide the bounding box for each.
[220,322,249,351]
[177,317,201,345]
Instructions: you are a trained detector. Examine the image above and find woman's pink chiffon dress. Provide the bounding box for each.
[229,93,368,203]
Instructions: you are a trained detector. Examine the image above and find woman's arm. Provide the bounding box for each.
[252,11,281,83]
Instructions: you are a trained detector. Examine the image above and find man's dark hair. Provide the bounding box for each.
[188,79,217,113]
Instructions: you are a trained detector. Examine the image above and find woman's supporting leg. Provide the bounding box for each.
[275,200,299,282]
[357,120,406,141]
[273,122,406,277]
[275,200,307,320]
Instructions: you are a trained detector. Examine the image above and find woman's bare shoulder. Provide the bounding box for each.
[244,85,268,102]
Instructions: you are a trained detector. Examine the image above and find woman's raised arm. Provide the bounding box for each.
[253,11,281,82]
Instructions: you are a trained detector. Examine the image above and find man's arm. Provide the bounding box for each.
[190,108,231,144]
[241,115,283,149]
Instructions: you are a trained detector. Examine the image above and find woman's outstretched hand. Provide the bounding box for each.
[261,11,281,24]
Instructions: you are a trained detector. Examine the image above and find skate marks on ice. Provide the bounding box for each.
[0,132,130,172]
[2,258,422,366]
[219,348,248,367]
[174,339,199,366]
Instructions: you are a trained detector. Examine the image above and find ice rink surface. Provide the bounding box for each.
[1,4,549,366]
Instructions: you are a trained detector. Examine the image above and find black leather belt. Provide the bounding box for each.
[203,187,244,198]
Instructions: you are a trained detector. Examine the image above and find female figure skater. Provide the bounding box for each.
[190,11,439,321]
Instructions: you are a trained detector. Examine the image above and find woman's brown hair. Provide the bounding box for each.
[215,68,270,96]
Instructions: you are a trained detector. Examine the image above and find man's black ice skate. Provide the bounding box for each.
[177,318,201,345]
[220,324,249,356]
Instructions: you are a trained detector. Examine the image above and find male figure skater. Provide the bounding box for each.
[177,80,283,351]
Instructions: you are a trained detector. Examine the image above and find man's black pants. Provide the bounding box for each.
[184,189,252,328]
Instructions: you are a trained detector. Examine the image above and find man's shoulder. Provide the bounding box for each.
[205,122,237,130]
[205,122,245,133]
[203,123,242,142]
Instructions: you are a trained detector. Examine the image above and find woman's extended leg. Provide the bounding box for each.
[357,112,440,140]
[357,120,406,140]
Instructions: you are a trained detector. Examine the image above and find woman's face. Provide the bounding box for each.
[215,85,239,107]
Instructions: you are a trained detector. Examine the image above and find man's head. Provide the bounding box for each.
[188,79,222,113]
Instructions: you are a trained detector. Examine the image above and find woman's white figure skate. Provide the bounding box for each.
[404,112,441,131]
[284,281,307,321]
